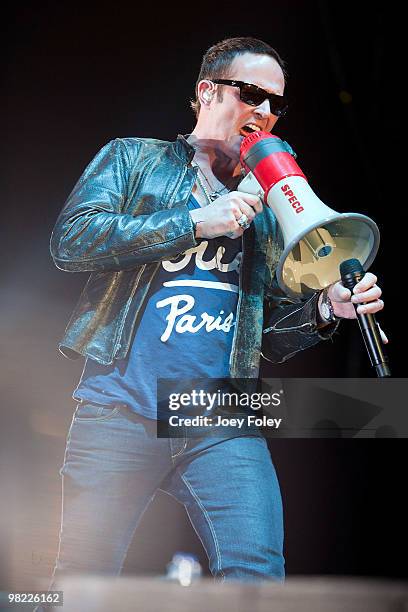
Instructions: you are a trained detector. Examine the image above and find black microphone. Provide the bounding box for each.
[339,258,390,377]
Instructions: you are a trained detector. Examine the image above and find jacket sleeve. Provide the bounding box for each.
[50,139,197,272]
[261,275,340,364]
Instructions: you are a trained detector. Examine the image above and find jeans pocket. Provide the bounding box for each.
[73,402,123,421]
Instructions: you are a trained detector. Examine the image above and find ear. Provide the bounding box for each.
[197,80,216,106]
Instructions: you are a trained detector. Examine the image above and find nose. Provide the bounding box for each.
[254,98,272,119]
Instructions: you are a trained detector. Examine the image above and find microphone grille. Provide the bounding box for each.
[339,258,364,277]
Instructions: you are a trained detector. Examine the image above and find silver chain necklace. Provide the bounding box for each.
[193,162,229,203]
[191,163,231,269]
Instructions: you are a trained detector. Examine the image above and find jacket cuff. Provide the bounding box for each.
[262,291,340,364]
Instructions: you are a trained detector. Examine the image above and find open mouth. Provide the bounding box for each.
[239,124,262,137]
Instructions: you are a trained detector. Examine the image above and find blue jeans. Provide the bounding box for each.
[39,401,284,603]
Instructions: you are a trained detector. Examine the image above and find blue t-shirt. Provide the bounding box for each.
[73,195,242,419]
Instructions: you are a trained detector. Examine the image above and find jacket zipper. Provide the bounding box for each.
[112,264,146,358]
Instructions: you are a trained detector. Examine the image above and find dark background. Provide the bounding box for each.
[1,0,406,592]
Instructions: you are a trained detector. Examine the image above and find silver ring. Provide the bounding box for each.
[237,213,250,229]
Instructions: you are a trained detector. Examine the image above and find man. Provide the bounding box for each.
[44,37,386,595]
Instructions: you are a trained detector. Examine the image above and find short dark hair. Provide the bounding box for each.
[191,37,287,117]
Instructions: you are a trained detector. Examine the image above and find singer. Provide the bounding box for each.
[40,37,386,602]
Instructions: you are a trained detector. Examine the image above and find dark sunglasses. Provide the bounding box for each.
[211,79,288,117]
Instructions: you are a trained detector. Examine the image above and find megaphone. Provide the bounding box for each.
[238,131,380,298]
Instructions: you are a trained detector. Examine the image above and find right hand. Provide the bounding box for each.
[190,191,263,239]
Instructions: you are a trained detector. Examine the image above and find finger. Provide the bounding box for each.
[378,325,389,344]
[356,299,384,315]
[353,272,378,294]
[234,192,263,214]
[351,285,382,304]
[226,220,244,239]
[235,201,257,222]
[328,281,351,302]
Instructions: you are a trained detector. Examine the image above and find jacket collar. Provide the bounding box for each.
[174,134,196,164]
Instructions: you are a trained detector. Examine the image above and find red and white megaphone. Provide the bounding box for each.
[238,131,380,298]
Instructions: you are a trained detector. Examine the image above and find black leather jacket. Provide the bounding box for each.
[50,135,338,377]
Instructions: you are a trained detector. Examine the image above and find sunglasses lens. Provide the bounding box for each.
[240,86,264,107]
[272,100,287,117]
[241,85,287,116]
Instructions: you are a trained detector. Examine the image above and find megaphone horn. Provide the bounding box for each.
[238,131,380,298]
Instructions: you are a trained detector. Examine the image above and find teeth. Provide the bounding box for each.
[239,124,262,137]
[245,124,261,131]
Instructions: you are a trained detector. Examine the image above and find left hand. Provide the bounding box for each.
[323,272,388,343]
